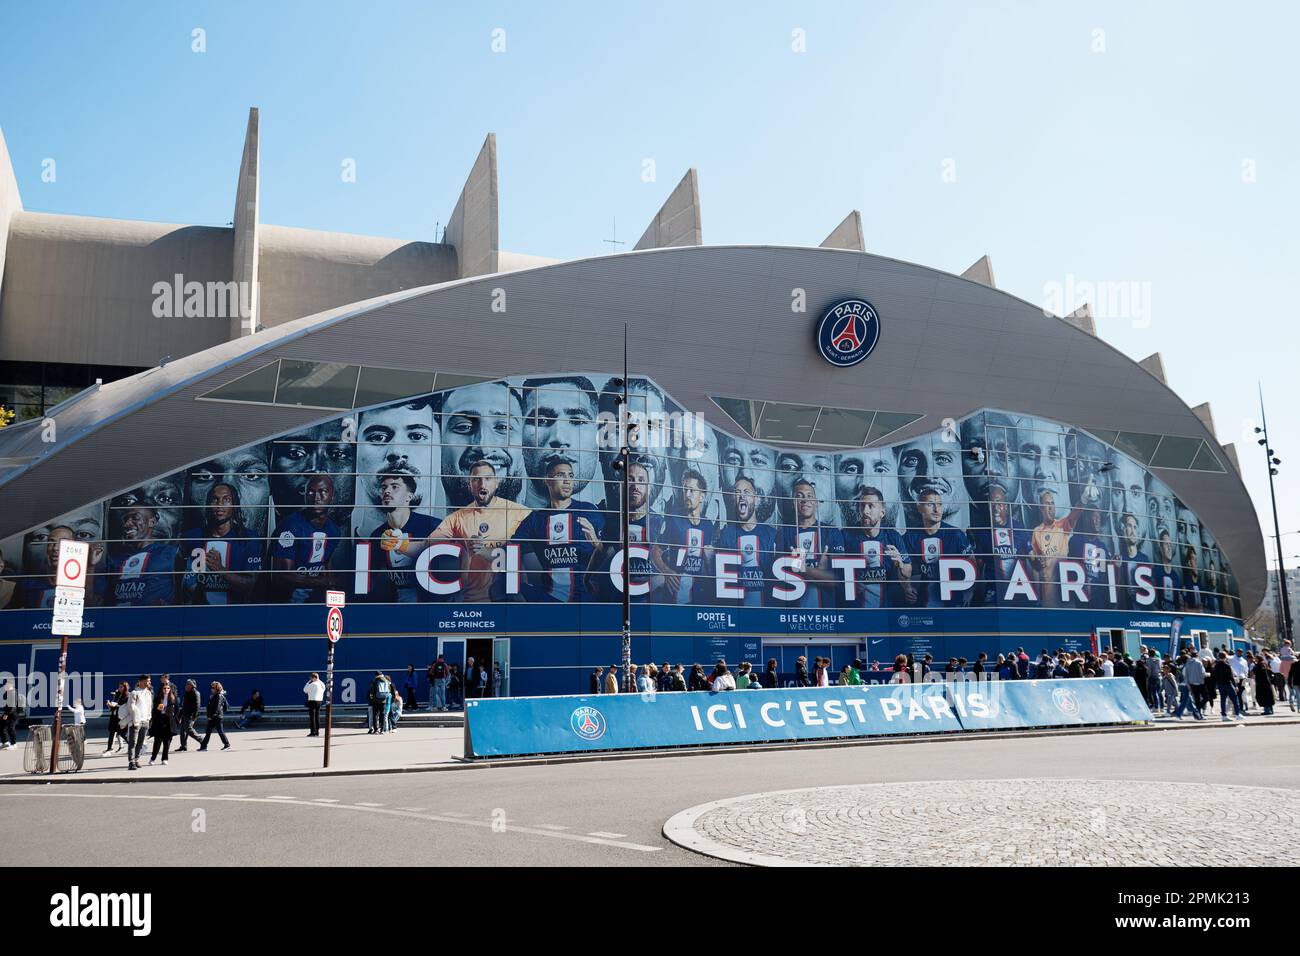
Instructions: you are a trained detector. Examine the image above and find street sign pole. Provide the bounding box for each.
[324,592,344,769]
[323,640,336,769]
[47,540,89,775]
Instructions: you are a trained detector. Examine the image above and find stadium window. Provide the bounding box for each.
[1188,441,1226,473]
[1112,430,1161,465]
[753,402,821,442]
[196,361,281,404]
[1149,434,1203,470]
[273,360,360,409]
[354,366,436,409]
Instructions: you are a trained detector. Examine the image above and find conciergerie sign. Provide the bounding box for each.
[463,678,1149,758]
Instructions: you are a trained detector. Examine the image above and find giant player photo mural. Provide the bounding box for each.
[0,377,1242,617]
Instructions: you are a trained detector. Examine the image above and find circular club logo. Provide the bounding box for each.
[896,614,910,628]
[569,706,607,741]
[816,297,881,368]
[1052,687,1080,717]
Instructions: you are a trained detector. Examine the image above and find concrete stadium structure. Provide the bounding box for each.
[0,109,1264,706]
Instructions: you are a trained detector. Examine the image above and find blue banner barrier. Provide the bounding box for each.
[463,677,1151,757]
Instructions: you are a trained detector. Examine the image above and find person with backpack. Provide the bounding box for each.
[199,681,231,751]
[124,675,154,770]
[368,671,391,734]
[427,655,450,711]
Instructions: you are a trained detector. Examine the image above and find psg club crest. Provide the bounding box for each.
[1051,687,1080,717]
[570,706,607,741]
[816,297,881,368]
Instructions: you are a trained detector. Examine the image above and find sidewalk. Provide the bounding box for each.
[4,706,1296,785]
[0,725,467,783]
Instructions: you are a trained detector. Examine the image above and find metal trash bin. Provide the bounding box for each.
[24,723,85,774]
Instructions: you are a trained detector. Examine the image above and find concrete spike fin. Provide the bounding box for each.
[231,107,260,339]
[1138,352,1167,385]
[1220,442,1241,474]
[446,133,499,279]
[634,168,702,250]
[1191,402,1217,439]
[819,210,864,251]
[1064,302,1096,336]
[0,126,23,312]
[960,254,995,287]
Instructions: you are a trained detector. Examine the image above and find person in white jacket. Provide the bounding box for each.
[712,663,737,692]
[124,675,154,770]
[303,673,325,737]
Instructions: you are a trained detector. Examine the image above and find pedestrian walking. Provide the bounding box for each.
[1173,655,1204,720]
[1253,657,1276,716]
[103,681,130,753]
[794,655,810,687]
[604,665,619,695]
[765,658,779,689]
[124,674,153,770]
[148,678,177,765]
[1212,652,1242,721]
[589,666,604,694]
[199,681,231,751]
[176,679,203,750]
[447,665,463,711]
[303,672,325,737]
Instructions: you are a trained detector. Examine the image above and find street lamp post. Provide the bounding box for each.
[618,326,632,692]
[1256,386,1292,645]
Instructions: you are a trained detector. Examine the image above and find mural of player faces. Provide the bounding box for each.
[596,377,670,515]
[719,433,776,524]
[1146,474,1177,549]
[1111,452,1150,546]
[518,376,599,510]
[668,418,724,522]
[774,450,837,527]
[1176,504,1201,574]
[1013,417,1070,523]
[961,411,1018,526]
[107,471,185,550]
[188,441,272,538]
[21,504,106,575]
[836,448,900,531]
[896,434,967,532]
[437,382,524,509]
[355,398,436,516]
[269,419,356,526]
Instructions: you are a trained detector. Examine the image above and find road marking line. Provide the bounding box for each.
[312,798,340,803]
[534,824,569,831]
[588,831,627,839]
[170,792,200,797]
[355,802,385,807]
[13,792,661,853]
[397,806,425,812]
[441,810,468,816]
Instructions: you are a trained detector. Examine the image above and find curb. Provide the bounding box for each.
[3,713,1296,785]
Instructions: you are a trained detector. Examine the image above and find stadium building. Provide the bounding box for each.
[0,111,1265,707]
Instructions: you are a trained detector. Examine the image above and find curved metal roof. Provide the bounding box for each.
[0,243,1265,612]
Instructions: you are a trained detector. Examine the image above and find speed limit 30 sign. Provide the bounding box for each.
[326,606,343,643]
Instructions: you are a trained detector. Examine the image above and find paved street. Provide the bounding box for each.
[2,722,1296,867]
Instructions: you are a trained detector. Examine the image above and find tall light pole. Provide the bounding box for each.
[615,325,632,691]
[1255,385,1292,645]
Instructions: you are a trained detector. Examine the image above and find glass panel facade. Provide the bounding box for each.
[273,361,360,409]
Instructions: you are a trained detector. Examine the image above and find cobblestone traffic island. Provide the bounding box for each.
[663,779,1300,867]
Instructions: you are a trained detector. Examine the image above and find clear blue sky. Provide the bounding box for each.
[1,0,1297,564]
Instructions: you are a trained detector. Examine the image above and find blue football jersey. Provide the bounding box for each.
[271,511,342,603]
[715,522,777,607]
[180,524,265,605]
[902,523,974,607]
[513,501,604,602]
[841,527,910,609]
